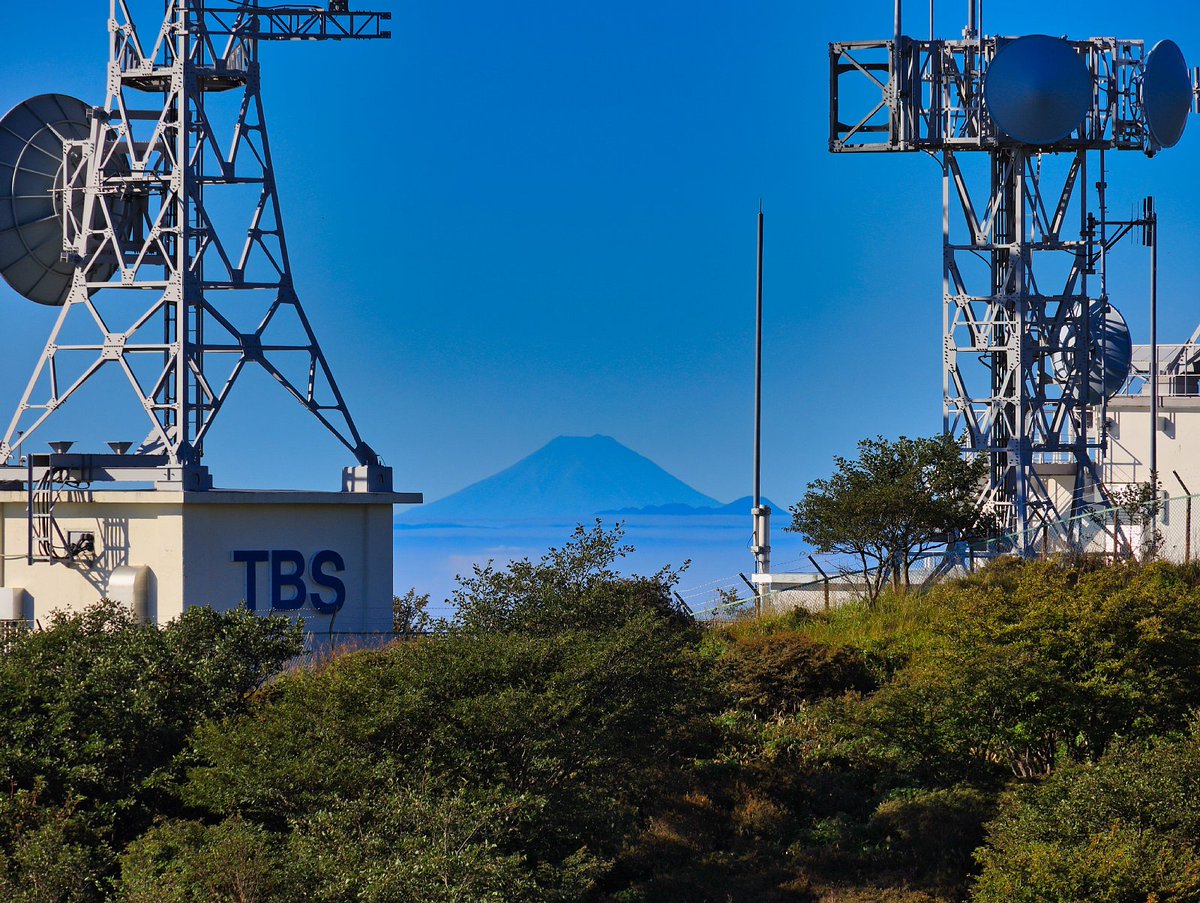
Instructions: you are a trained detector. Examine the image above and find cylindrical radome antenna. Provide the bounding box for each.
[894,0,902,44]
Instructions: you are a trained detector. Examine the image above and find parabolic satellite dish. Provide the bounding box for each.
[0,94,110,306]
[1052,300,1133,405]
[1143,39,1191,150]
[984,35,1092,145]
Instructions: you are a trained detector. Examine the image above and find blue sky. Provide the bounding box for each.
[1,0,1199,507]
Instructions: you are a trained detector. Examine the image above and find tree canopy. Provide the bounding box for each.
[0,602,301,900]
[0,535,1198,899]
[788,433,989,599]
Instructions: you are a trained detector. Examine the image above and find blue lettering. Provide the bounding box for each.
[309,549,347,614]
[232,549,349,614]
[270,550,306,611]
[231,550,269,611]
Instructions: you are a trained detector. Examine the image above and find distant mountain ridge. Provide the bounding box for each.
[401,435,719,522]
[599,495,780,516]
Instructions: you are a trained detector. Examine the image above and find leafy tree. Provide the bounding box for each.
[450,520,692,636]
[117,817,287,903]
[788,434,989,601]
[0,794,111,903]
[392,587,434,637]
[1110,473,1165,560]
[0,602,302,898]
[165,524,712,900]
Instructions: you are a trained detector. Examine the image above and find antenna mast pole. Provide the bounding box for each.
[1149,197,1159,483]
[751,204,770,610]
[754,204,764,510]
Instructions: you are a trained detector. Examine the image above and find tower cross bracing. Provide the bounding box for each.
[0,1,392,475]
[830,28,1188,548]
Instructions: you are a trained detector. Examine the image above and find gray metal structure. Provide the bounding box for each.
[0,1,392,492]
[830,5,1194,546]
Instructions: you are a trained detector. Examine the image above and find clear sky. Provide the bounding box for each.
[1,0,1198,507]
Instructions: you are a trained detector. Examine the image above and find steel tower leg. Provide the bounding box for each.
[943,149,1096,550]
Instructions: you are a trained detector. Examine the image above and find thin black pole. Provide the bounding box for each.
[754,203,764,509]
[1149,197,1158,484]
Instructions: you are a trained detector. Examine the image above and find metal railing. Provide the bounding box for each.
[682,493,1200,620]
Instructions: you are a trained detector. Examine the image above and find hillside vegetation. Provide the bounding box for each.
[1,526,1200,900]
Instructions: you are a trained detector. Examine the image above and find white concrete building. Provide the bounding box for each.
[0,486,417,634]
[0,466,421,640]
[1103,342,1200,497]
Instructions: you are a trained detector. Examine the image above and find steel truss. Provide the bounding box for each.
[0,1,391,477]
[830,30,1166,545]
[942,149,1103,539]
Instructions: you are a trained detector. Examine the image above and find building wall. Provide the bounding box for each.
[0,494,184,623]
[181,496,394,633]
[0,490,396,633]
[1104,399,1200,496]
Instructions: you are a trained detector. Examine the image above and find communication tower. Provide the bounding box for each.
[0,1,393,487]
[0,2,418,630]
[830,1,1196,549]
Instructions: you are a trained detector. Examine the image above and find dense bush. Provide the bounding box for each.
[798,559,1200,787]
[618,558,1200,899]
[0,603,301,897]
[3,547,1200,900]
[134,523,711,900]
[175,626,704,899]
[972,729,1200,901]
[720,632,876,717]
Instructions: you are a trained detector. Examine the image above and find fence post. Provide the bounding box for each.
[1113,506,1120,561]
[1187,497,1193,563]
[807,555,832,611]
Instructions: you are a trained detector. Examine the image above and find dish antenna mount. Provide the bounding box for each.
[0,1,392,487]
[830,1,1197,551]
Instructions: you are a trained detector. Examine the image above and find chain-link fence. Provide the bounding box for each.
[682,493,1200,620]
[978,492,1200,564]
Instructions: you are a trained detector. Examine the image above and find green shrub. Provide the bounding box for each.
[0,796,110,903]
[118,817,286,903]
[869,785,994,874]
[170,524,711,899]
[973,729,1200,901]
[720,632,875,717]
[0,602,301,897]
[851,559,1200,779]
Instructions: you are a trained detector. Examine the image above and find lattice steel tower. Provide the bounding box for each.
[830,2,1194,548]
[0,1,393,489]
